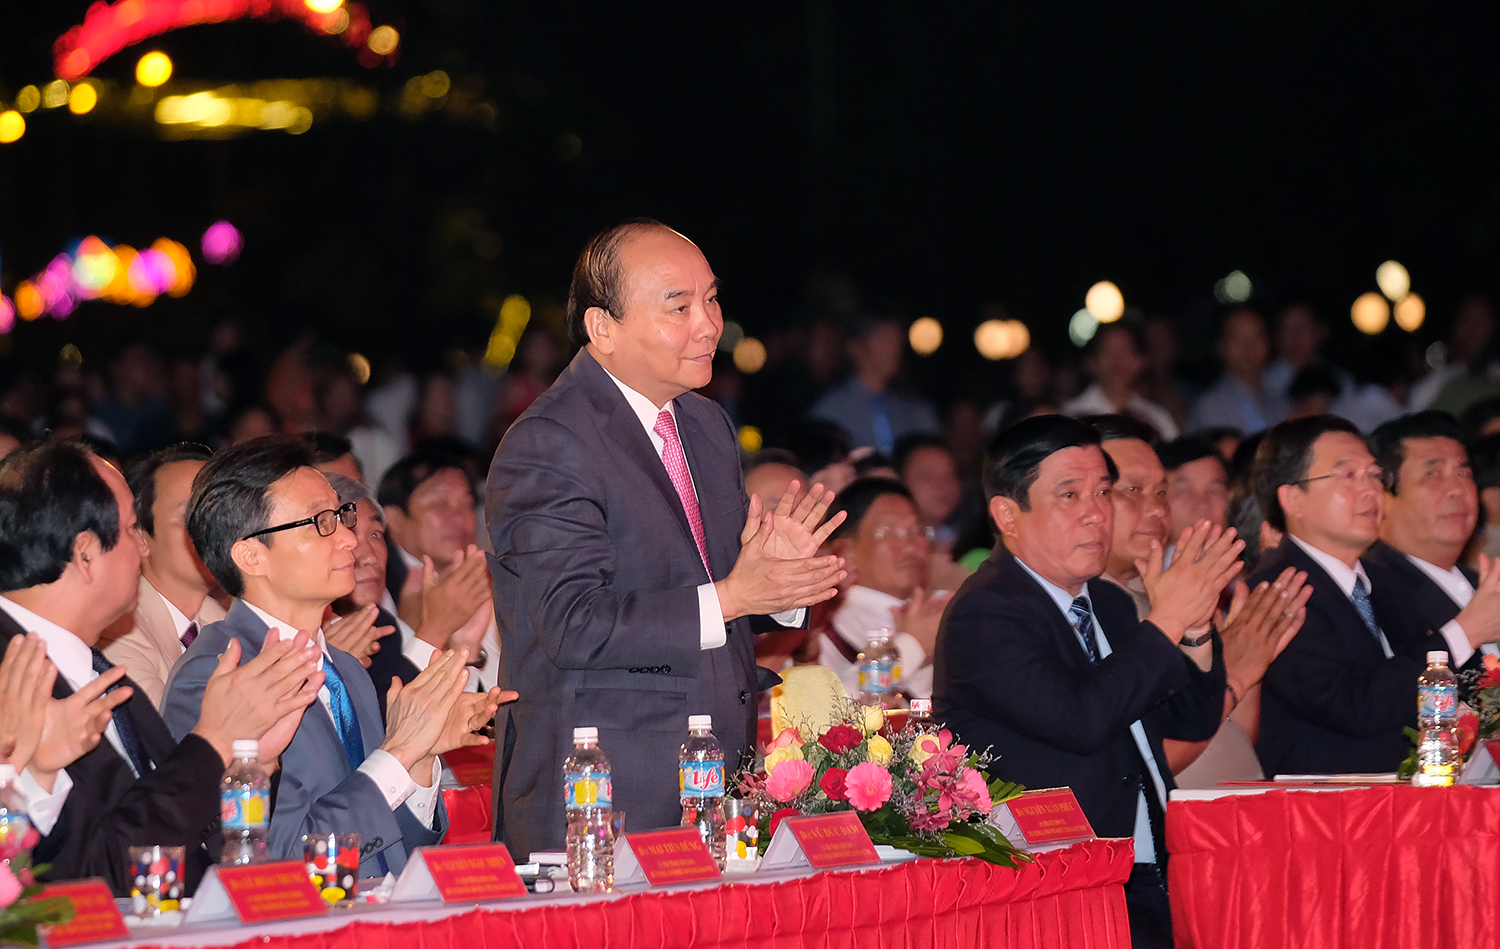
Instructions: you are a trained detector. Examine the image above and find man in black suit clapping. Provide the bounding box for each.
[933,415,1240,949]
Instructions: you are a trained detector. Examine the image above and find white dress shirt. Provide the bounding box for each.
[244,603,440,827]
[1014,560,1166,864]
[601,367,802,645]
[1060,383,1180,441]
[822,585,933,698]
[0,597,96,834]
[1288,536,1425,661]
[1403,553,1497,664]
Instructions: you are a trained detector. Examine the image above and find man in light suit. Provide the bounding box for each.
[163,435,510,877]
[99,444,226,708]
[489,220,846,856]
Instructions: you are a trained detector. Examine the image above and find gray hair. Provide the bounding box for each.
[325,472,385,527]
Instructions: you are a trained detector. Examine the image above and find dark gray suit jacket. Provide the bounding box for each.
[161,599,444,877]
[487,349,759,857]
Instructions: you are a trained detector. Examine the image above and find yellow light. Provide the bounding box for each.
[1375,260,1410,302]
[349,353,372,384]
[59,344,82,368]
[368,26,400,55]
[1085,281,1125,323]
[1351,292,1390,335]
[68,82,98,115]
[152,238,196,297]
[738,425,764,454]
[104,246,139,304]
[975,319,1030,360]
[136,52,174,88]
[305,0,344,11]
[421,71,451,98]
[1395,293,1426,332]
[0,112,24,144]
[14,283,42,320]
[42,81,69,109]
[483,294,532,369]
[15,86,39,113]
[733,337,767,373]
[908,316,943,355]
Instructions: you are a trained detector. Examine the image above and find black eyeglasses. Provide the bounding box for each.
[242,502,358,541]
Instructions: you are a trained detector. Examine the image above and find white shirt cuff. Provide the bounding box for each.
[1441,620,1476,669]
[403,757,443,830]
[403,636,440,670]
[358,748,419,811]
[697,583,727,649]
[17,767,72,835]
[771,608,805,627]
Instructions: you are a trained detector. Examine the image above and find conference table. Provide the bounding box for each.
[1168,782,1500,949]
[72,838,1132,949]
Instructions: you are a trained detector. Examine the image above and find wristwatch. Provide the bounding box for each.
[1179,629,1213,648]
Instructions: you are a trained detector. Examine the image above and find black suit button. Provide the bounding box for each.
[739,690,750,704]
[662,666,670,674]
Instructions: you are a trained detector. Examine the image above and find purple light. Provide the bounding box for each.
[0,297,14,334]
[128,249,177,297]
[201,220,243,265]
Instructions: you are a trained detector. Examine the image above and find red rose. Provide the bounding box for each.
[819,725,864,754]
[820,767,849,801]
[768,808,800,838]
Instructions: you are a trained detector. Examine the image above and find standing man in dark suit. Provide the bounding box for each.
[0,439,326,895]
[488,220,846,856]
[1364,412,1500,674]
[932,415,1240,949]
[164,435,509,877]
[1251,415,1500,776]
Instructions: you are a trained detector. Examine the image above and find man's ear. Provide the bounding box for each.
[989,496,1020,540]
[70,531,102,583]
[585,306,617,355]
[231,537,269,583]
[1276,483,1302,527]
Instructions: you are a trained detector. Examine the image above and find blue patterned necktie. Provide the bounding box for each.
[319,655,365,772]
[90,649,152,777]
[1069,596,1102,663]
[1351,578,1384,643]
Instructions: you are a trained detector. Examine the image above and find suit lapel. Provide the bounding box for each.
[1278,542,1388,655]
[993,549,1092,669]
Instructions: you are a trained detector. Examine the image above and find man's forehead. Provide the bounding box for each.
[618,231,715,294]
[273,467,335,512]
[1401,436,1469,464]
[1039,445,1111,481]
[1313,431,1373,465]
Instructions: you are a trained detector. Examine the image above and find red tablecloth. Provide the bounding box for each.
[1168,785,1500,949]
[440,746,496,845]
[143,840,1133,949]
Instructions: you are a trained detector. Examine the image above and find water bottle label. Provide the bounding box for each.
[857,662,901,692]
[1419,685,1458,721]
[679,762,724,798]
[565,772,612,808]
[221,788,269,829]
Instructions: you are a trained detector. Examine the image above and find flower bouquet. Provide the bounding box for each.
[740,699,1030,868]
[1396,655,1495,781]
[0,823,75,947]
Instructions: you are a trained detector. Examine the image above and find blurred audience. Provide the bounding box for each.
[1191,307,1288,435]
[1062,321,1179,440]
[809,312,940,454]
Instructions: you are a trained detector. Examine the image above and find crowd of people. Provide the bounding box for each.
[3,219,1500,947]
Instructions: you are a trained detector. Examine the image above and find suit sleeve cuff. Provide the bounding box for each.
[403,636,440,671]
[771,608,805,627]
[1441,619,1476,669]
[402,758,443,829]
[698,583,727,650]
[358,748,419,811]
[16,767,71,835]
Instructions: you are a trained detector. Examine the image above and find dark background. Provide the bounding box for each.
[2,1,1499,398]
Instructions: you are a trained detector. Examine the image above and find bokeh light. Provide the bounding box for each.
[1395,293,1426,332]
[42,81,69,109]
[136,52,173,87]
[1214,270,1253,304]
[14,87,39,113]
[305,0,344,11]
[1376,261,1411,302]
[1085,281,1125,323]
[975,319,1031,360]
[201,221,244,264]
[1351,292,1390,335]
[14,283,41,321]
[348,353,372,384]
[733,337,767,373]
[68,82,97,115]
[738,425,764,454]
[483,294,532,369]
[152,239,196,296]
[1069,308,1100,348]
[368,26,399,55]
[0,297,13,335]
[718,320,745,354]
[908,316,943,355]
[0,112,24,144]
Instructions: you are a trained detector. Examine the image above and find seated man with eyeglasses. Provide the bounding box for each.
[1250,415,1476,775]
[818,478,953,699]
[162,435,509,877]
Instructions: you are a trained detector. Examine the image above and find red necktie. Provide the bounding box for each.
[653,409,713,579]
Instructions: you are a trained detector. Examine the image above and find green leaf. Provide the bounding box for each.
[940,831,986,855]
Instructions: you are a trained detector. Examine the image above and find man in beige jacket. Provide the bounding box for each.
[99,444,226,708]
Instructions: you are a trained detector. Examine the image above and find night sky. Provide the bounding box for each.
[2,2,1500,392]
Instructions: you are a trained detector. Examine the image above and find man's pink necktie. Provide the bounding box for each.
[653,408,713,579]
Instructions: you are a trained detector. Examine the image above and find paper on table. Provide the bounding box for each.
[1272,773,1401,784]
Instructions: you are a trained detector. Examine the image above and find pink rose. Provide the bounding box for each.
[765,758,814,802]
[0,867,21,909]
[960,768,993,815]
[844,762,893,812]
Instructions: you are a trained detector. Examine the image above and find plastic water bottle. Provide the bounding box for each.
[220,740,270,865]
[679,715,726,869]
[0,764,31,863]
[564,726,613,893]
[1414,651,1459,787]
[907,697,934,736]
[856,630,904,708]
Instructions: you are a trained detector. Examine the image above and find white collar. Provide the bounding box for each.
[0,595,95,691]
[600,363,676,437]
[1014,556,1090,619]
[1404,553,1474,606]
[1289,534,1370,599]
[832,585,907,648]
